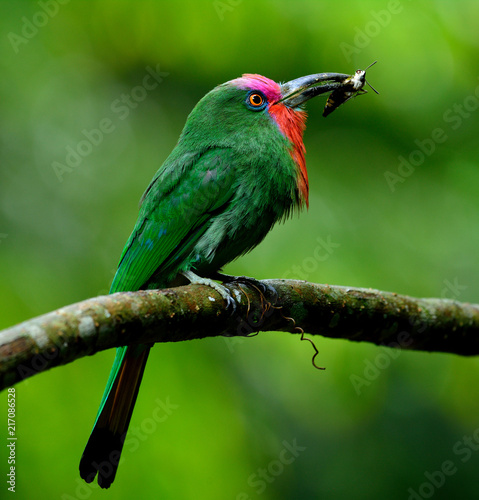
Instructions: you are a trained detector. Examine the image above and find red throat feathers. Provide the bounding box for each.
[233,74,309,208]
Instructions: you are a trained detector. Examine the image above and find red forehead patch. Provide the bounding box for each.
[230,73,282,103]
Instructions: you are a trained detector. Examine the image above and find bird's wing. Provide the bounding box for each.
[110,147,236,292]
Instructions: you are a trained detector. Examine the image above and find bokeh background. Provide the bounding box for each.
[1,1,479,499]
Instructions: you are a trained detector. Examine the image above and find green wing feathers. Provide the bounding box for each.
[108,148,236,292]
[80,148,236,488]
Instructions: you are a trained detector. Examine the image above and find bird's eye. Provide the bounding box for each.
[250,93,264,106]
[246,91,267,110]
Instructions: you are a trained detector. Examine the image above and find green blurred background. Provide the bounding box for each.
[1,0,479,498]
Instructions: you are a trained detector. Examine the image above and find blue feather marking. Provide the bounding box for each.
[110,148,236,293]
[144,229,166,251]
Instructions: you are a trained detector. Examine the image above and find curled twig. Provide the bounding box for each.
[299,328,325,371]
[276,308,325,370]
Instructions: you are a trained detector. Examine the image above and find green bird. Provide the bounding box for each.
[79,70,353,488]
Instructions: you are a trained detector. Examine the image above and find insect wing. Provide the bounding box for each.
[323,88,354,117]
[323,61,377,117]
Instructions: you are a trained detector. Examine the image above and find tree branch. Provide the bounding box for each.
[1,279,478,391]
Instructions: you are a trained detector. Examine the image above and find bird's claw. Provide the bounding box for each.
[213,273,278,303]
[182,271,237,314]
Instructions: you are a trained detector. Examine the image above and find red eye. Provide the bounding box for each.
[249,93,265,107]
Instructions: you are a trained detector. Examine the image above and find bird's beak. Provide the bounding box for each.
[279,72,351,108]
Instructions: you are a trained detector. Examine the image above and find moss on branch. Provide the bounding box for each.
[1,279,478,391]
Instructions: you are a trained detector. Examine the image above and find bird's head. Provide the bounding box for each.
[182,72,350,207]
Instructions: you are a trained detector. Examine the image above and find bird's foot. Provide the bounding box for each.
[213,273,280,338]
[182,270,236,312]
[212,272,277,301]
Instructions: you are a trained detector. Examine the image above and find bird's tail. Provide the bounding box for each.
[79,344,150,488]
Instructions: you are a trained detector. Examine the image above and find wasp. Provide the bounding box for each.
[323,61,379,117]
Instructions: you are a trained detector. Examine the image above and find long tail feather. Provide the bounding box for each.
[79,345,150,488]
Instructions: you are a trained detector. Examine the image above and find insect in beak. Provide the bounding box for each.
[323,61,379,117]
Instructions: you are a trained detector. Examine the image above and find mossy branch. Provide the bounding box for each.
[1,279,478,391]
